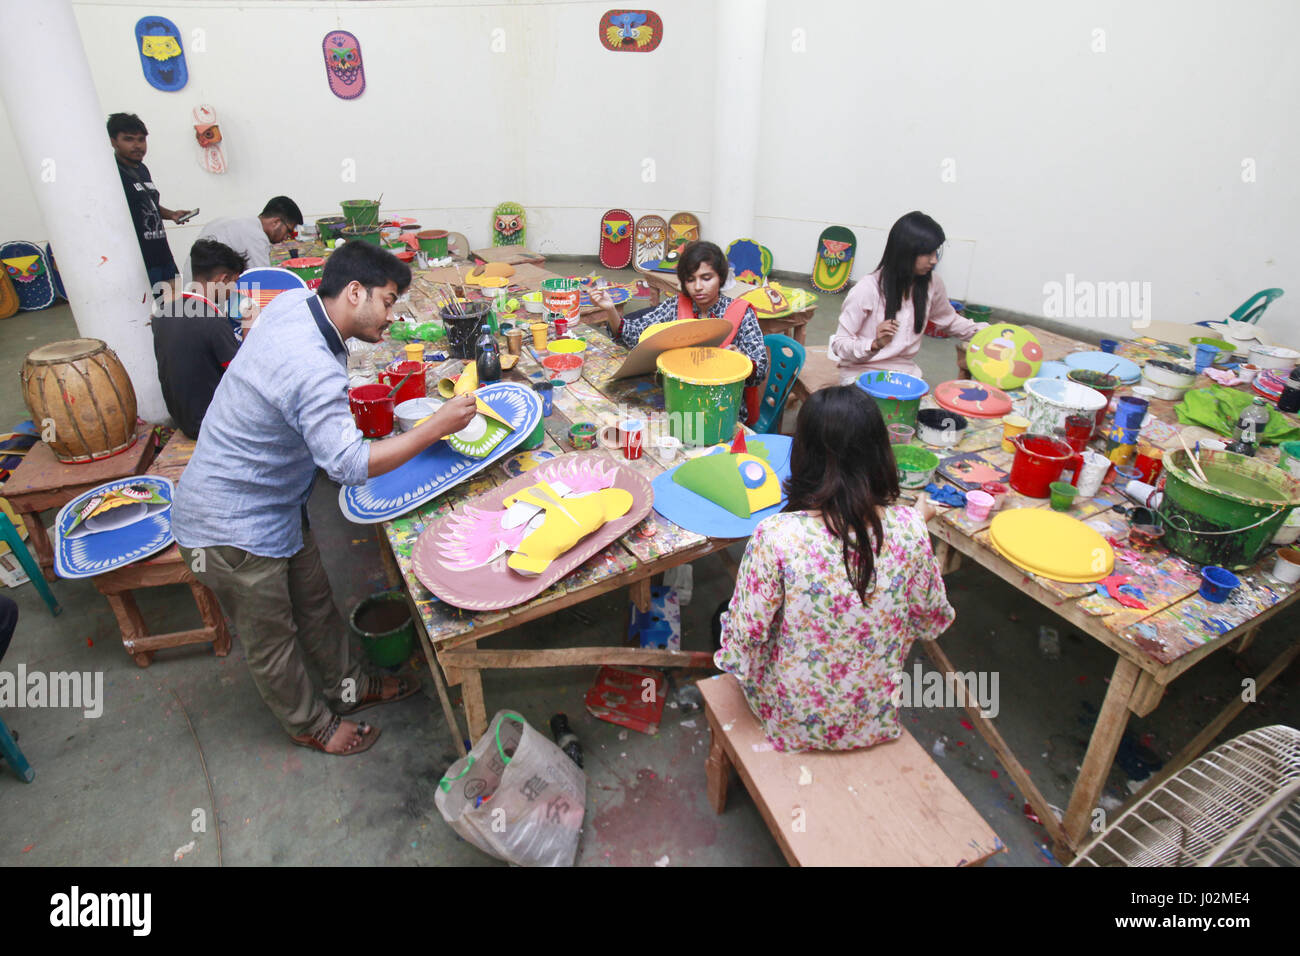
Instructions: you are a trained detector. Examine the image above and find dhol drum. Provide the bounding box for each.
[21,338,138,463]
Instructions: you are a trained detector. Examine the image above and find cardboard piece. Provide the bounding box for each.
[652,435,793,538]
[54,476,175,579]
[611,317,732,380]
[585,666,666,735]
[340,382,542,523]
[411,453,653,610]
[471,246,545,265]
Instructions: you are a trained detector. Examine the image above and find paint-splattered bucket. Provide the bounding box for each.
[282,256,325,289]
[341,224,382,246]
[657,346,753,447]
[855,371,930,430]
[440,301,491,359]
[416,230,448,256]
[349,591,415,668]
[541,277,580,322]
[315,216,347,240]
[1158,449,1300,569]
[340,199,381,227]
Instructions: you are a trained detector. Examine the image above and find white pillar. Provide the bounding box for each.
[709,0,768,246]
[0,0,167,422]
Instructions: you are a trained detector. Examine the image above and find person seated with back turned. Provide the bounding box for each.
[715,385,955,753]
[182,195,303,285]
[152,239,247,440]
[588,240,769,384]
[172,241,477,757]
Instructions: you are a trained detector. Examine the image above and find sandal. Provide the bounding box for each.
[338,675,421,716]
[291,715,380,755]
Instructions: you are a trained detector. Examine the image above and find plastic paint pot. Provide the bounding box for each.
[981,481,1009,512]
[1048,481,1079,511]
[440,301,491,359]
[1008,433,1074,498]
[887,423,915,445]
[416,229,448,256]
[894,445,940,490]
[856,371,929,430]
[658,346,753,447]
[569,422,597,450]
[1000,414,1029,453]
[348,383,394,438]
[965,490,994,521]
[1270,547,1300,585]
[1198,566,1240,604]
[340,199,381,226]
[380,360,427,405]
[1099,339,1118,354]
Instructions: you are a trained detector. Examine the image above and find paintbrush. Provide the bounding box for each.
[387,367,418,399]
[1178,432,1210,483]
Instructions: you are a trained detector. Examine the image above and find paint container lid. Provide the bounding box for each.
[657,346,752,386]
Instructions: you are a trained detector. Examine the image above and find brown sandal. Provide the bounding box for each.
[291,715,380,755]
[338,675,421,716]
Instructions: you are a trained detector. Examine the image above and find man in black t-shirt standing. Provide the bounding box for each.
[152,239,246,439]
[108,112,194,296]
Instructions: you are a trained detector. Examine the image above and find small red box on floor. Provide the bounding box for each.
[585,666,667,735]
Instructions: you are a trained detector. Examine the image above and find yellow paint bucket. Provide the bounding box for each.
[656,347,753,446]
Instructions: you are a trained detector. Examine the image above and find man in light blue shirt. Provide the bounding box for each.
[174,242,476,756]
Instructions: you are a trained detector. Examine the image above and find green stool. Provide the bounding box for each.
[0,511,60,616]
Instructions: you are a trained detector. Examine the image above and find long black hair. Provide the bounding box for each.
[875,211,945,334]
[783,386,899,604]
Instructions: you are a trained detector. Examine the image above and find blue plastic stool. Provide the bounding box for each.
[0,511,60,616]
[0,715,34,782]
[1194,288,1284,328]
[754,334,806,434]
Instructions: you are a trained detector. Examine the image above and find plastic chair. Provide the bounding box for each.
[0,510,60,616]
[754,334,806,434]
[1194,288,1284,328]
[0,715,34,782]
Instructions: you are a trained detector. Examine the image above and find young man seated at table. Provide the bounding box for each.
[152,239,246,440]
[181,195,303,285]
[173,242,478,756]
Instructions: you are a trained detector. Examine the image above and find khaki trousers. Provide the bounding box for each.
[180,528,366,738]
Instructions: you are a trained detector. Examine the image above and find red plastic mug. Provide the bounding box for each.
[348,384,394,438]
[600,419,644,460]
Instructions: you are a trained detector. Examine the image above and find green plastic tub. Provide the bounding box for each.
[1158,449,1300,569]
[350,591,415,667]
[340,199,381,227]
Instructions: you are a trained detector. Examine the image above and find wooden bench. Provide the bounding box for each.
[698,673,1002,866]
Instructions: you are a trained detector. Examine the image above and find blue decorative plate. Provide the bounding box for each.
[339,382,542,523]
[651,436,793,539]
[54,476,175,579]
[579,287,631,308]
[1064,351,1141,385]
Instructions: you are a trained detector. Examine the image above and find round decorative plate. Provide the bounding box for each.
[966,324,1043,389]
[933,379,1013,418]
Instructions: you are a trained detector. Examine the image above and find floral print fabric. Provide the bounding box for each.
[715,508,955,753]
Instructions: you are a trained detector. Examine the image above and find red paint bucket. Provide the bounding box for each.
[380,361,427,404]
[1009,433,1074,498]
[348,383,394,438]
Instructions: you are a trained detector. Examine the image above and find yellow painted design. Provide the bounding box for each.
[141,35,182,61]
[503,482,632,574]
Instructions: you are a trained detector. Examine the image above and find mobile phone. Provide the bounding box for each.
[176,208,199,225]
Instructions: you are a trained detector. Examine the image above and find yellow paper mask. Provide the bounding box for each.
[502,482,632,574]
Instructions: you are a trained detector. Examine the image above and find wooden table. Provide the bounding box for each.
[376,322,736,746]
[786,323,1300,855]
[2,422,158,581]
[640,271,818,345]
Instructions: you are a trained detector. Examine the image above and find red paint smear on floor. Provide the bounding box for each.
[590,767,717,865]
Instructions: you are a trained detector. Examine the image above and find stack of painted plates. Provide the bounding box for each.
[988,509,1114,583]
[1254,369,1287,403]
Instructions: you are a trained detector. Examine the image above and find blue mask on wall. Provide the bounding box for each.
[135,16,188,91]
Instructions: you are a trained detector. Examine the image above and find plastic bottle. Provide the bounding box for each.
[1229,397,1269,456]
[474,324,501,384]
[1277,368,1300,415]
[1038,625,1060,660]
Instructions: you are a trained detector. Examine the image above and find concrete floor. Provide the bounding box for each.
[2,270,1297,868]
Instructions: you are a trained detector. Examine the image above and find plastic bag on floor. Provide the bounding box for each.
[435,709,586,867]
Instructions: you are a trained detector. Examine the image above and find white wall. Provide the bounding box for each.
[2,0,1296,342]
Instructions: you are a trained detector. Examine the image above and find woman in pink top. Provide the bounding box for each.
[715,385,956,753]
[828,211,985,383]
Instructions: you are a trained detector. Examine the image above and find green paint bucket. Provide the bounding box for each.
[855,371,930,430]
[1158,449,1300,569]
[350,591,416,668]
[416,230,448,256]
[341,199,381,227]
[657,346,753,447]
[1278,440,1300,480]
[894,445,939,489]
[521,418,545,450]
[341,224,382,246]
[282,256,325,284]
[964,304,993,322]
[316,216,347,240]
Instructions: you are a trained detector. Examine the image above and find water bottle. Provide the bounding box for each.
[1229,397,1270,456]
[474,324,501,384]
[549,713,583,768]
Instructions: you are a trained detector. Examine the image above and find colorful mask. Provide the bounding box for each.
[65,482,170,539]
[671,441,780,519]
[134,16,187,91]
[668,212,700,251]
[492,202,526,246]
[322,30,365,99]
[3,255,44,283]
[811,225,857,294]
[726,238,771,285]
[599,208,635,268]
[194,123,222,148]
[599,10,663,52]
[633,215,667,267]
[602,219,631,244]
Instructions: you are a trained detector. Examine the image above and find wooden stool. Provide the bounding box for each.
[698,673,1002,866]
[92,543,231,667]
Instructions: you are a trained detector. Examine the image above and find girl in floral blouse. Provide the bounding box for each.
[714,385,956,752]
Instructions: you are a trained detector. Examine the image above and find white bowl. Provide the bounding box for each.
[1141,360,1196,390]
[1248,344,1300,371]
[395,396,442,432]
[1023,377,1108,434]
[522,294,545,314]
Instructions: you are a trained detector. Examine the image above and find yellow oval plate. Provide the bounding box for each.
[988,508,1113,583]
